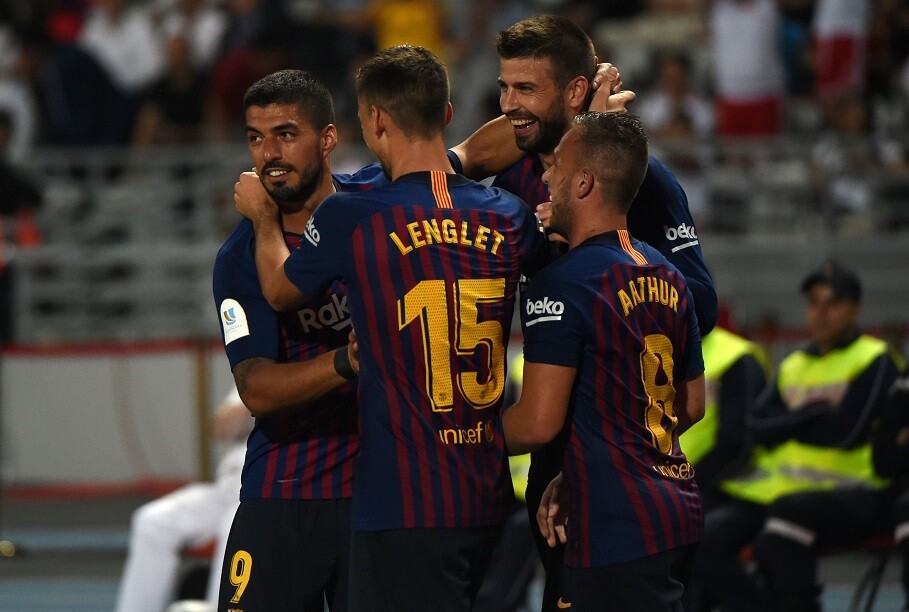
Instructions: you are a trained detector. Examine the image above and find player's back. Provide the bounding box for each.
[524,231,703,567]
[336,171,547,531]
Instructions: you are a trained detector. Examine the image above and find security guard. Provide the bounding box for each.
[690,260,903,612]
[679,324,768,507]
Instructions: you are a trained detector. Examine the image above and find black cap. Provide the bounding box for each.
[800,259,862,303]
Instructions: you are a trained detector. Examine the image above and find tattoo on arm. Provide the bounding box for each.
[233,357,274,396]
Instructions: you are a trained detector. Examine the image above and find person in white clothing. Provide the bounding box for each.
[811,0,870,102]
[638,50,713,139]
[709,0,787,136]
[114,386,251,612]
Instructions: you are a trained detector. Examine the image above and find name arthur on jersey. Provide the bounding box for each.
[617,275,679,317]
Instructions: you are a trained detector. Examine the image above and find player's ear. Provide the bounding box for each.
[371,105,387,137]
[566,76,590,115]
[575,168,594,199]
[321,124,338,157]
[444,102,453,127]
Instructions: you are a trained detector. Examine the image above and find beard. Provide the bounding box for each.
[547,194,573,240]
[262,159,323,211]
[514,98,569,155]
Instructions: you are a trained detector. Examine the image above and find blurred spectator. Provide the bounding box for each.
[811,0,871,116]
[778,0,814,98]
[157,0,229,73]
[709,0,787,137]
[553,0,646,32]
[215,0,273,56]
[638,50,713,139]
[205,22,294,142]
[448,0,535,143]
[114,385,251,612]
[41,0,163,145]
[0,109,42,342]
[0,18,39,163]
[325,0,451,63]
[132,32,208,146]
[77,0,164,96]
[640,51,713,224]
[810,94,908,222]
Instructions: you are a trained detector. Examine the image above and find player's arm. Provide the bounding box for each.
[231,350,355,418]
[450,63,631,180]
[502,360,575,455]
[234,171,308,311]
[675,373,706,436]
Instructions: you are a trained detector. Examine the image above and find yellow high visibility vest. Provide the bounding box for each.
[721,335,894,505]
[508,352,530,502]
[679,327,768,465]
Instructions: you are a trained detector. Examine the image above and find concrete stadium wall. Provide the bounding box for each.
[0,343,234,485]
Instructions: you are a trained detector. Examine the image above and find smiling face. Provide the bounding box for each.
[498,56,571,155]
[245,102,326,210]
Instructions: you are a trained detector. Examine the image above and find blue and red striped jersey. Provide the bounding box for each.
[484,153,717,335]
[212,170,387,501]
[283,170,549,531]
[521,230,704,568]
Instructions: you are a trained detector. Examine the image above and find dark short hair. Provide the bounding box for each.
[495,15,596,90]
[243,69,335,130]
[572,112,649,213]
[356,45,450,139]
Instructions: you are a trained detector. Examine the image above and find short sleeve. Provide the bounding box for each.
[284,194,356,299]
[520,268,585,368]
[213,235,281,369]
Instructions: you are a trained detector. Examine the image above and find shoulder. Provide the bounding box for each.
[332,162,391,191]
[640,156,683,193]
[215,218,254,265]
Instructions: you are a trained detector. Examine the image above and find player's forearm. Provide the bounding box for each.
[232,353,352,418]
[502,400,562,455]
[248,214,304,311]
[451,115,523,180]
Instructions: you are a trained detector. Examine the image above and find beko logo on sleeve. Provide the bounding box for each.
[663,223,699,252]
[524,296,564,326]
[220,299,250,344]
[303,217,320,247]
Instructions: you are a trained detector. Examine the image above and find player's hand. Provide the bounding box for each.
[537,472,569,547]
[234,171,278,221]
[347,329,360,375]
[536,201,568,244]
[589,61,636,114]
[592,61,623,95]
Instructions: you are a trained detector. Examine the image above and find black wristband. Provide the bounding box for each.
[333,346,357,381]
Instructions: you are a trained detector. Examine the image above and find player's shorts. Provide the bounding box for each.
[217,497,352,611]
[349,525,502,612]
[565,543,698,612]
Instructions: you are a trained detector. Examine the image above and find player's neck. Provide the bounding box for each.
[538,151,555,171]
[280,173,337,234]
[568,213,627,249]
[385,138,454,181]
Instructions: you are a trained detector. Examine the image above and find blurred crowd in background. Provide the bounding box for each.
[1,0,909,158]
